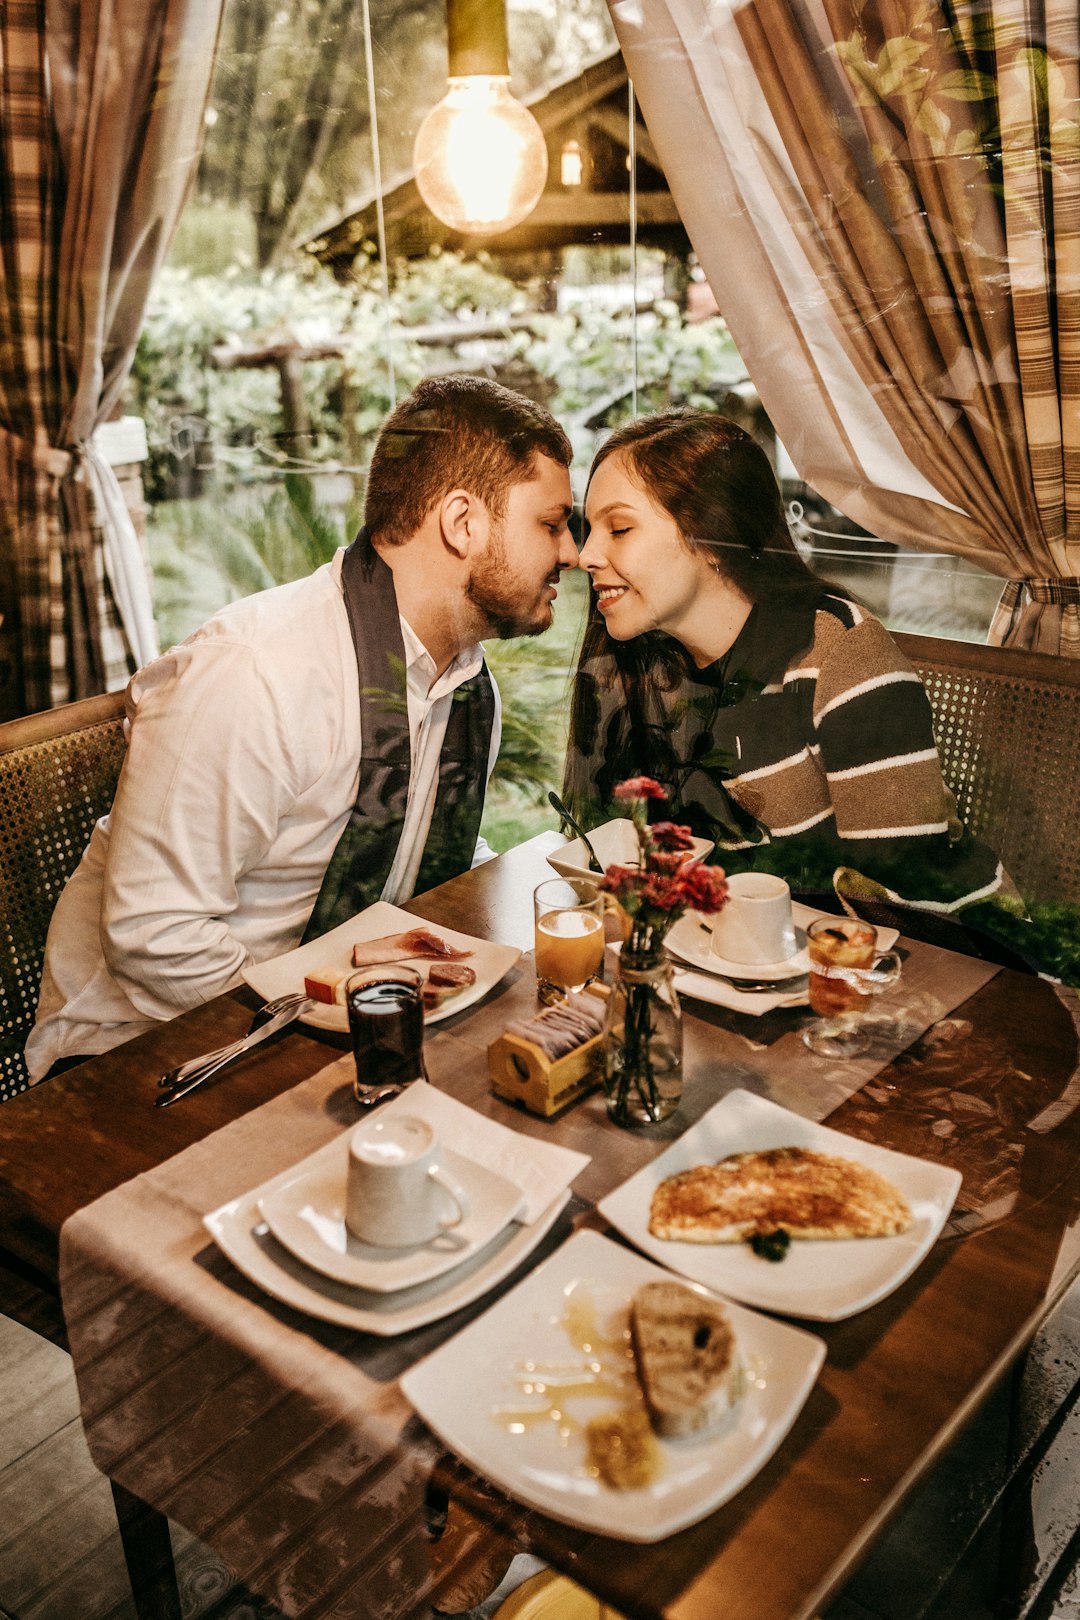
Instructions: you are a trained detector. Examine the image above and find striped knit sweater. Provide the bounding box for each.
[567,594,1007,912]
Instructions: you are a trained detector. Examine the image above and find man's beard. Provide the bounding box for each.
[466,533,552,640]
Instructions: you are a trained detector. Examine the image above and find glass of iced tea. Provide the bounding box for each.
[345,965,428,1102]
[802,918,901,1058]
[533,877,606,1006]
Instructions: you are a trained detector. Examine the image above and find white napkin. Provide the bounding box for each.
[375,1082,589,1224]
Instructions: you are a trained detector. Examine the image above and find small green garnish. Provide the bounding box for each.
[748,1229,790,1262]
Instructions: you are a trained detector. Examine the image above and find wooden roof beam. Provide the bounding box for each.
[583,104,662,172]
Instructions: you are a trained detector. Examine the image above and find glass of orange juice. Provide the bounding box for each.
[802,917,901,1058]
[533,878,606,1005]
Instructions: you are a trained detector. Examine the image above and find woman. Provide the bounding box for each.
[564,409,1011,919]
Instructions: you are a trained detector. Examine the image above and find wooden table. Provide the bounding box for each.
[2,832,1079,1620]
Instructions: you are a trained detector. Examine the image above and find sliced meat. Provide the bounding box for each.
[399,927,472,960]
[351,928,473,968]
[422,981,462,1011]
[427,961,477,989]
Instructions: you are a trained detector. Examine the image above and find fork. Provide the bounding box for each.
[157,991,313,1091]
[156,995,319,1107]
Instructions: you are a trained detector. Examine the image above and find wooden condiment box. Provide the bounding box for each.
[488,986,608,1118]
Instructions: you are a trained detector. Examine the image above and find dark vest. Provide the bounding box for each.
[302,533,496,942]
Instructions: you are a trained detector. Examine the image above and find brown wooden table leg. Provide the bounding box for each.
[110,1480,182,1620]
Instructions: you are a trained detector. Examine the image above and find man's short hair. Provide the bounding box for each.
[364,375,573,545]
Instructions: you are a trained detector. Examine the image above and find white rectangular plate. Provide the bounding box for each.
[401,1229,824,1542]
[243,901,521,1033]
[598,1090,961,1321]
[203,1178,569,1336]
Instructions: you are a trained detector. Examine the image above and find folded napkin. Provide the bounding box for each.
[371,1082,589,1224]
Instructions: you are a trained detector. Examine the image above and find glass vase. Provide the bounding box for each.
[602,952,683,1127]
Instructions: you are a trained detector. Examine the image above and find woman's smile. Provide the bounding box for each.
[581,452,752,662]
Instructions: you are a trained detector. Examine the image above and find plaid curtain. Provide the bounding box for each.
[0,0,224,718]
[609,0,1080,656]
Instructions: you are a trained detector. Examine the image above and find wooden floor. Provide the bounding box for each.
[1,1298,1077,1620]
[0,1311,285,1619]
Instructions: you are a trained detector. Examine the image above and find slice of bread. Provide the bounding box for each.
[630,1280,740,1438]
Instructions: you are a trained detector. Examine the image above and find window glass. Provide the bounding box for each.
[129,0,1002,850]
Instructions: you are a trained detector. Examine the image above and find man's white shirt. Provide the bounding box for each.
[25,550,500,1080]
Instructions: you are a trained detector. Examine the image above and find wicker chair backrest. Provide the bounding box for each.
[895,633,1080,906]
[0,692,127,1100]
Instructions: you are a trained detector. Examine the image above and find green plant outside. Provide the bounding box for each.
[132,248,1078,975]
[146,473,590,853]
[133,249,735,852]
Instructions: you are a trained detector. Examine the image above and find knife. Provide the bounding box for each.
[156,999,314,1107]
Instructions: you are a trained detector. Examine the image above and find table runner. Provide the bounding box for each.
[59,939,999,1620]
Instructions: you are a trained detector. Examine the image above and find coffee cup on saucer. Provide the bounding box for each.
[345,1114,470,1249]
[709,873,797,967]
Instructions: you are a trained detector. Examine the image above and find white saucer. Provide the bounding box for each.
[258,1144,525,1293]
[665,903,900,983]
[665,912,809,981]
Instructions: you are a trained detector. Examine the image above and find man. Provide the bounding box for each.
[26,375,576,1080]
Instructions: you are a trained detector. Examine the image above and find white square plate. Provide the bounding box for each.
[243,901,521,1034]
[204,1179,569,1336]
[598,1090,961,1321]
[401,1229,824,1541]
[547,819,713,883]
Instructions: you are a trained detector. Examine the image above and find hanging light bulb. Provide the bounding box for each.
[413,0,548,235]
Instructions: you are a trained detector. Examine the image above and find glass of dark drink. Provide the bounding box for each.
[345,966,427,1102]
[802,918,901,1058]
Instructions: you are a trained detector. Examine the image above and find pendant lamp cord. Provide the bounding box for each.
[361,0,396,403]
[628,77,638,417]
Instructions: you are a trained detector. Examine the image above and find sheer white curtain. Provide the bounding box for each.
[608,0,1080,655]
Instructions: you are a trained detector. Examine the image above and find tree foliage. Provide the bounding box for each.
[197,0,615,266]
[127,251,743,495]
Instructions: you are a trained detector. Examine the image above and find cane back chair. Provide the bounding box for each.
[0,690,127,1100]
[894,632,1080,906]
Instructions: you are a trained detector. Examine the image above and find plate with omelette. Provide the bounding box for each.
[598,1090,962,1321]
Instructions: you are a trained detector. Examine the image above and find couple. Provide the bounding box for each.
[27,376,1006,1080]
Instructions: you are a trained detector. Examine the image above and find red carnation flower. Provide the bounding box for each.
[639,875,685,912]
[650,821,695,852]
[647,850,687,877]
[613,776,667,802]
[597,864,643,905]
[674,863,729,914]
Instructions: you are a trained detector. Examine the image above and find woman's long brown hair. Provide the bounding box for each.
[565,410,834,817]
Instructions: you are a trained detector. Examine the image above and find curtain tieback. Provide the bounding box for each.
[0,422,74,478]
[999,577,1080,610]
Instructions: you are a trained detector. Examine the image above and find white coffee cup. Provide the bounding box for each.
[709,872,797,967]
[345,1114,470,1249]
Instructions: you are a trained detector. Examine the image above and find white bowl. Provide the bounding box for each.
[546,816,714,882]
